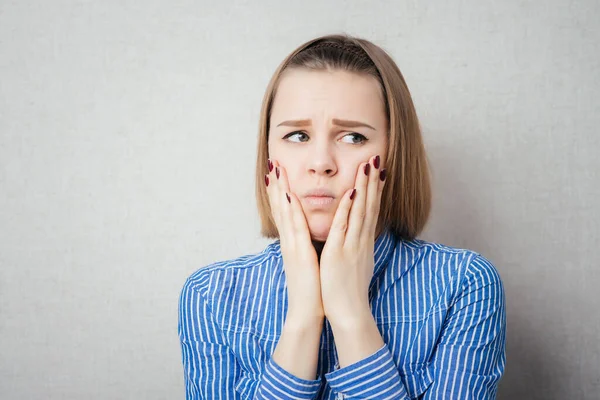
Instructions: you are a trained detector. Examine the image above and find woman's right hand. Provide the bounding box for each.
[265,159,324,323]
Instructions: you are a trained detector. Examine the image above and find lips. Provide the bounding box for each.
[303,188,336,208]
[303,188,335,198]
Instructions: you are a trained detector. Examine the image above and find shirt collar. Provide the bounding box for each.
[371,227,398,284]
[266,227,398,284]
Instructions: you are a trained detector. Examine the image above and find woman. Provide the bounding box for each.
[179,34,506,399]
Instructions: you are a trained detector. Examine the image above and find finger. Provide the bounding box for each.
[346,161,370,247]
[265,158,282,232]
[287,191,313,249]
[272,160,292,245]
[363,155,385,239]
[326,187,356,248]
[273,161,312,248]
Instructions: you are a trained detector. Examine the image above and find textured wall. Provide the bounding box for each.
[1,1,598,399]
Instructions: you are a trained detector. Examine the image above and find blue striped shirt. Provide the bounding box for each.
[178,229,506,399]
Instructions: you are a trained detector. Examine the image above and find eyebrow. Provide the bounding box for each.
[276,118,376,131]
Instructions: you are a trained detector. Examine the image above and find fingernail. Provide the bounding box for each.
[264,174,269,187]
[373,155,380,169]
[268,159,273,172]
[350,188,356,200]
[364,163,370,176]
[286,193,291,203]
[276,167,280,179]
[380,169,387,181]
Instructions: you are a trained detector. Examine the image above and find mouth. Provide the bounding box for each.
[303,189,336,208]
[304,188,335,197]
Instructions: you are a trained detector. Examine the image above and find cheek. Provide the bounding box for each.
[340,161,363,186]
[281,165,301,191]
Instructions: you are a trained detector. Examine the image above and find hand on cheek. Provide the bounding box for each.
[318,155,387,326]
[264,159,324,322]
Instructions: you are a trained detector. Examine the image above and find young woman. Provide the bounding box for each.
[179,34,506,399]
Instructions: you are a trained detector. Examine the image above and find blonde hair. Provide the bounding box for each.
[255,34,431,241]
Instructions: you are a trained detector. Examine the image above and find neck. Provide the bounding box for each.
[312,240,325,261]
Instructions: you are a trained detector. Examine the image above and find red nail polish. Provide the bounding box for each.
[276,167,280,179]
[350,188,356,200]
[286,193,291,203]
[364,163,370,176]
[374,155,380,169]
[264,174,269,187]
[380,169,387,182]
[268,159,273,172]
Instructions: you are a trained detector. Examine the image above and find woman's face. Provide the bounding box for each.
[268,68,388,242]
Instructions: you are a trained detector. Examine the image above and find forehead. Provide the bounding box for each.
[270,69,386,126]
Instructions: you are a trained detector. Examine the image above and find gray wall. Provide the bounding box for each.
[1,1,598,399]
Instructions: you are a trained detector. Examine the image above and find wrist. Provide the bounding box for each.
[284,312,324,333]
[273,311,323,382]
[326,305,373,330]
[329,311,384,368]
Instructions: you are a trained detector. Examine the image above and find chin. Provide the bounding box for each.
[306,214,333,242]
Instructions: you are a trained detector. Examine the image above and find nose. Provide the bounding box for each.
[308,139,337,177]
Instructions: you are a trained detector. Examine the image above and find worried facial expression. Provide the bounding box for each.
[268,68,388,242]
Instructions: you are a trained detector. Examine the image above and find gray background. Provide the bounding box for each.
[1,0,598,399]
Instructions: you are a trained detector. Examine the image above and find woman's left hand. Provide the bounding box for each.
[319,155,387,328]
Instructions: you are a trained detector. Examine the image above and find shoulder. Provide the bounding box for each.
[178,242,283,336]
[180,241,281,300]
[401,238,503,289]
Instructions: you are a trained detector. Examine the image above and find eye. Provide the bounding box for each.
[283,131,309,143]
[341,132,368,145]
[282,131,369,145]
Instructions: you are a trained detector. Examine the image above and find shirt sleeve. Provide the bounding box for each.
[256,357,322,399]
[178,276,323,399]
[421,254,507,399]
[325,344,409,399]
